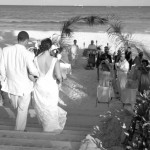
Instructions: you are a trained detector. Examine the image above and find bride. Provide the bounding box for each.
[31,38,67,132]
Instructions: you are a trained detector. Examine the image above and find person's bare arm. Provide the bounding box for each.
[54,60,62,84]
[28,74,37,82]
[26,54,39,78]
[0,49,6,81]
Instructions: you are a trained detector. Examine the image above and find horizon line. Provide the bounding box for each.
[0,4,150,7]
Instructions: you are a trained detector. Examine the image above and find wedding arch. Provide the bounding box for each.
[52,15,150,59]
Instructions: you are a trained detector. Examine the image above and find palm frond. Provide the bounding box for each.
[128,40,150,59]
[59,35,72,51]
[97,17,109,25]
[61,16,81,37]
[81,15,108,26]
[59,16,82,50]
[107,20,123,35]
[107,18,134,52]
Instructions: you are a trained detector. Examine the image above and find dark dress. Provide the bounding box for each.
[125,51,133,70]
[99,53,112,71]
[96,52,101,68]
[138,67,150,94]
[88,53,96,67]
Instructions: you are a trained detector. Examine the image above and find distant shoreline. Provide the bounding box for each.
[0,5,150,7]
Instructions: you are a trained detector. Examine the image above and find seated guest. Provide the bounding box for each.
[88,40,97,50]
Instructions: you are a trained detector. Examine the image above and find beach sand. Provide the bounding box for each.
[1,30,150,55]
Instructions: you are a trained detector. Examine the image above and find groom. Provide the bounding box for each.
[0,31,39,131]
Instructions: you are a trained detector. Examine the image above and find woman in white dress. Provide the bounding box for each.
[116,53,129,98]
[32,38,67,132]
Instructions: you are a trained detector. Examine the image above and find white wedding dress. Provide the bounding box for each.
[33,57,67,132]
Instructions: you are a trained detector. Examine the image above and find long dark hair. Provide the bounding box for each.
[37,38,52,56]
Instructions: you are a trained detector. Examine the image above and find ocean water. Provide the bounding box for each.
[0,5,150,33]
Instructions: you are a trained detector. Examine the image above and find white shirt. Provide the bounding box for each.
[117,59,129,73]
[0,44,39,96]
[88,44,97,50]
[71,44,79,55]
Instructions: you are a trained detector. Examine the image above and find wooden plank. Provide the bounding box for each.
[0,125,89,135]
[0,130,84,142]
[0,118,91,131]
[0,137,80,150]
[0,145,69,150]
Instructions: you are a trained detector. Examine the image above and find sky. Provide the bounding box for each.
[0,0,150,6]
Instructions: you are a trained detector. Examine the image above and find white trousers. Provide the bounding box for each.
[9,93,31,131]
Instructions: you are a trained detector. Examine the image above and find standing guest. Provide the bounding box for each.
[133,51,143,68]
[98,46,112,86]
[113,49,121,66]
[88,40,97,50]
[125,47,133,70]
[100,46,112,71]
[113,49,122,78]
[104,43,110,50]
[87,50,96,69]
[134,59,150,94]
[96,46,102,80]
[125,47,131,60]
[116,53,129,98]
[0,31,39,131]
[70,39,79,67]
[96,40,98,47]
[113,50,121,64]
[61,48,70,63]
[83,42,85,49]
[127,51,133,70]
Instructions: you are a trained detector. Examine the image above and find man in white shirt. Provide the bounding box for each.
[0,31,39,131]
[88,40,97,50]
[70,39,79,67]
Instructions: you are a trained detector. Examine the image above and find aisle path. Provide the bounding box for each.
[59,49,114,128]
